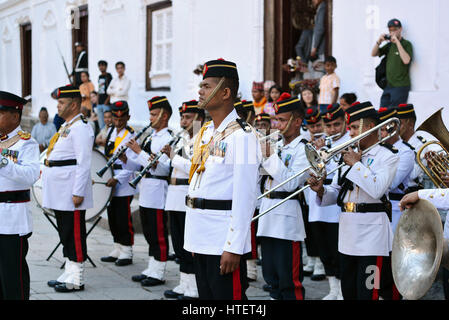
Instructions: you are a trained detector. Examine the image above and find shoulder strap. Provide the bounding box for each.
[236,118,252,133]
[126,126,135,134]
[300,139,308,145]
[380,142,399,154]
[417,136,427,144]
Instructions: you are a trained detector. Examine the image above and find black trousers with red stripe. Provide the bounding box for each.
[309,221,340,278]
[259,236,305,300]
[340,253,398,300]
[168,211,194,274]
[107,196,134,246]
[248,209,259,260]
[139,207,169,262]
[193,253,248,300]
[0,234,31,300]
[54,210,87,263]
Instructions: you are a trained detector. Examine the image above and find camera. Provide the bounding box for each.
[384,35,391,41]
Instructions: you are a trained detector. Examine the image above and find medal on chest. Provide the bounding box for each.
[284,154,292,167]
[1,148,19,163]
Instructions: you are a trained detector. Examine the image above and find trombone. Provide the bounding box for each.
[252,117,401,221]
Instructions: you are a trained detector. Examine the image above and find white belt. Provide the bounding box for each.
[75,68,88,72]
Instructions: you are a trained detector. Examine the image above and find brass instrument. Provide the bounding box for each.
[252,117,400,221]
[392,107,449,299]
[416,108,449,188]
[392,199,449,300]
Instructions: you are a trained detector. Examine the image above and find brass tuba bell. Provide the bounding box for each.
[392,107,449,299]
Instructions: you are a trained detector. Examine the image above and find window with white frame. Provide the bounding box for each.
[146,1,172,91]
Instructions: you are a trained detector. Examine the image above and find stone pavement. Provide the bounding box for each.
[27,199,444,300]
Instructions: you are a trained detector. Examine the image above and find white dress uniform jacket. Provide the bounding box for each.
[389,139,415,232]
[307,132,351,223]
[419,188,449,239]
[42,114,94,211]
[164,133,194,212]
[257,134,310,242]
[106,126,137,197]
[317,144,399,256]
[0,126,40,236]
[124,127,173,209]
[184,110,262,256]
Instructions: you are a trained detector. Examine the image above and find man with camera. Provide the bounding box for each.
[371,19,413,109]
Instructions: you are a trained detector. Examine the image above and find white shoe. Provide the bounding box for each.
[247,259,258,281]
[147,257,167,281]
[311,258,326,281]
[117,245,133,260]
[303,256,315,275]
[183,273,199,299]
[337,279,344,300]
[322,276,339,300]
[172,272,187,295]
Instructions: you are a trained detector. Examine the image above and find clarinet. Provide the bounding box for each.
[96,123,153,178]
[129,130,185,189]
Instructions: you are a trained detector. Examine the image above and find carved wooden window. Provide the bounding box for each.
[146,1,172,91]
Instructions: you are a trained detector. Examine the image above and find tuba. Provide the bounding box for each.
[392,107,449,299]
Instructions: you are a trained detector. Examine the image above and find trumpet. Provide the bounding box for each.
[252,117,400,221]
[96,123,154,178]
[258,130,281,143]
[129,130,186,189]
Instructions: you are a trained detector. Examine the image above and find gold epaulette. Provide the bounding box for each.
[18,131,31,140]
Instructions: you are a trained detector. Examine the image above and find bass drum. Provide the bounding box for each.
[32,148,114,222]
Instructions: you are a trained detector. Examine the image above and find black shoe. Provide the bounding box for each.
[101,256,118,263]
[262,284,272,292]
[115,259,132,266]
[256,259,262,266]
[175,257,180,265]
[311,274,326,281]
[54,283,85,293]
[47,280,63,288]
[178,295,199,301]
[141,277,165,287]
[164,289,183,299]
[167,254,176,261]
[303,269,313,276]
[131,274,148,282]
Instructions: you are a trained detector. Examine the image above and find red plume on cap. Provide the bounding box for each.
[398,104,408,108]
[351,101,361,107]
[277,92,291,102]
[116,101,124,107]
[217,58,225,61]
[307,108,314,115]
[327,104,333,110]
[378,107,388,113]
[242,100,247,103]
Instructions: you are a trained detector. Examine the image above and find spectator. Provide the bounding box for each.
[95,110,113,150]
[318,56,340,105]
[79,71,96,111]
[31,107,57,153]
[90,91,98,112]
[252,81,267,114]
[264,84,282,117]
[81,106,99,145]
[310,0,327,76]
[372,18,413,108]
[264,80,276,101]
[339,93,358,111]
[107,61,131,104]
[97,60,113,129]
[299,87,319,111]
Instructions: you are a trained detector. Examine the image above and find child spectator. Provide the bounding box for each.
[339,93,358,111]
[318,56,340,105]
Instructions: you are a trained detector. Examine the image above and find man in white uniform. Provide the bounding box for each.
[43,85,94,293]
[184,58,261,300]
[161,100,205,300]
[124,96,173,287]
[308,102,399,300]
[100,101,137,266]
[0,91,40,300]
[306,103,350,300]
[257,96,309,300]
